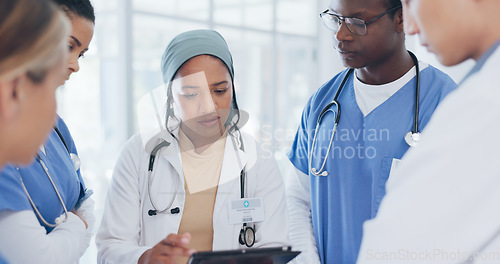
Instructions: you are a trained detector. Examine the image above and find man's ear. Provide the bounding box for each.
[0,76,24,121]
[395,9,405,33]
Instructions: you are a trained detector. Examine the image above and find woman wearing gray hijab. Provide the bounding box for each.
[96,29,289,264]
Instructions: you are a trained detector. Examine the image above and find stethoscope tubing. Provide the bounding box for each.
[309,51,420,176]
[309,110,338,177]
[409,51,420,134]
[147,141,177,215]
[20,127,76,227]
[20,155,69,228]
[146,128,256,247]
[308,69,351,177]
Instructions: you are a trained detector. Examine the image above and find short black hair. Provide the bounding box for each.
[385,0,402,19]
[52,0,95,23]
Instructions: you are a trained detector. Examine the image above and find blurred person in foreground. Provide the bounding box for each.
[358,0,500,263]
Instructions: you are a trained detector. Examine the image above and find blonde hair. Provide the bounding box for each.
[0,0,71,83]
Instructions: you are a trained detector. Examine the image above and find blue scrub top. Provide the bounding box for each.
[0,117,86,233]
[288,66,457,264]
[0,254,7,264]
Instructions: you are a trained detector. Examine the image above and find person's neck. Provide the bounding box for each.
[355,47,414,85]
[0,142,6,169]
[471,1,500,60]
[473,31,500,61]
[180,124,224,154]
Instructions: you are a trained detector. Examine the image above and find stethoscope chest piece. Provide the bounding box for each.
[54,214,68,225]
[70,153,81,171]
[239,224,255,247]
[311,168,328,176]
[19,156,69,228]
[404,131,421,147]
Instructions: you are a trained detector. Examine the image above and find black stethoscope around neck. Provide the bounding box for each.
[309,51,421,177]
[146,128,256,247]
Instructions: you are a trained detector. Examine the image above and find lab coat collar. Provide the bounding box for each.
[142,125,248,189]
[219,129,248,186]
[143,127,183,177]
[214,129,249,224]
[460,39,500,85]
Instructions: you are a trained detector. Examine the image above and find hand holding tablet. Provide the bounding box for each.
[138,233,196,264]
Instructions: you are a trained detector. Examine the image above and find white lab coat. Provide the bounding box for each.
[357,47,500,263]
[96,127,289,264]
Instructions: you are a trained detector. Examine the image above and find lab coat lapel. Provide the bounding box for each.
[159,141,183,178]
[144,128,183,177]
[213,132,247,222]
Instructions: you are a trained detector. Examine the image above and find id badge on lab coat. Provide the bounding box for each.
[228,198,265,224]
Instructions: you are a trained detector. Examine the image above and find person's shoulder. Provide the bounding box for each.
[54,115,78,147]
[422,63,457,85]
[420,63,458,96]
[236,130,276,172]
[121,129,179,160]
[308,69,352,107]
[236,130,264,156]
[123,132,148,153]
[239,130,257,145]
[53,116,83,156]
[55,116,72,135]
[315,69,351,95]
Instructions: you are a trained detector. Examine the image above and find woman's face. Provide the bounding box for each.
[13,50,67,164]
[172,55,233,140]
[66,13,94,80]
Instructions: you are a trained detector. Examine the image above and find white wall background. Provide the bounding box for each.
[54,1,473,262]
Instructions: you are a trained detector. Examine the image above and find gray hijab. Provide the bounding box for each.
[161,29,234,83]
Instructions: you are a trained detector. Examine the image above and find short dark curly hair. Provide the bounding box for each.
[52,0,95,23]
[385,0,402,19]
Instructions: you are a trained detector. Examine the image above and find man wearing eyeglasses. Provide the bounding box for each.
[286,0,457,263]
[357,0,500,263]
